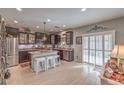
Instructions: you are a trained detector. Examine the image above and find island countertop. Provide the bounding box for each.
[29,50,58,57]
[53,48,74,51]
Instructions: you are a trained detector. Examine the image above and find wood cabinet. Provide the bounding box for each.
[63,49,74,61]
[50,34,55,44]
[58,50,63,60]
[45,34,51,44]
[50,34,60,44]
[66,31,73,45]
[19,32,28,44]
[28,33,35,44]
[19,51,31,63]
[53,49,63,60]
[35,32,44,39]
[6,26,19,37]
[53,48,74,61]
[19,49,41,63]
[35,32,45,43]
[19,32,35,44]
[35,32,50,44]
[19,32,50,44]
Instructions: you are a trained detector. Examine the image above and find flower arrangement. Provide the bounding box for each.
[103,58,124,84]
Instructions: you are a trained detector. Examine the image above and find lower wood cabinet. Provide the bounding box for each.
[57,50,63,60]
[63,49,74,62]
[19,51,31,63]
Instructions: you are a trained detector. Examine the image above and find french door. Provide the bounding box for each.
[82,31,115,66]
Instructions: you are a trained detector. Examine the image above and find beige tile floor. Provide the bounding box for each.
[7,61,102,85]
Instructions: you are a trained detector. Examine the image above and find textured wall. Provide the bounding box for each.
[72,17,124,62]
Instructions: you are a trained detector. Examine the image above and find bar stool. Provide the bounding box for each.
[54,55,61,66]
[34,57,46,74]
[46,55,55,70]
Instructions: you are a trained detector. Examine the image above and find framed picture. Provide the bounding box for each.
[76,36,82,44]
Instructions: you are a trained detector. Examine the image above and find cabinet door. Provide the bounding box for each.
[19,51,30,63]
[50,35,55,44]
[19,32,28,44]
[50,34,60,44]
[28,33,35,44]
[35,32,41,39]
[95,35,103,66]
[6,26,19,37]
[66,31,73,45]
[45,34,50,44]
[55,35,60,44]
[35,32,44,43]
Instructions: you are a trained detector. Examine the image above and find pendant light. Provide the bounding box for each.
[42,21,47,41]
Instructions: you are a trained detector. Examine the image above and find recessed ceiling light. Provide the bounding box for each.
[14,20,18,23]
[81,8,87,12]
[36,26,39,28]
[16,8,22,11]
[47,18,51,22]
[63,25,66,27]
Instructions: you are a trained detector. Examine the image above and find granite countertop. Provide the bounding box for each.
[53,48,74,51]
[19,48,73,52]
[29,50,58,56]
[19,48,50,52]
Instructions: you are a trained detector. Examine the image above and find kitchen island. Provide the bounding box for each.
[19,48,46,64]
[19,47,52,63]
[29,50,58,72]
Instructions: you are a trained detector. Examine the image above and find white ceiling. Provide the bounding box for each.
[0,8,124,32]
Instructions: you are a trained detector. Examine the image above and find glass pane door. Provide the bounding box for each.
[89,50,95,64]
[96,50,103,66]
[83,50,89,62]
[95,35,103,66]
[82,31,115,67]
[89,36,95,64]
[104,34,113,64]
[83,37,88,49]
[83,36,89,63]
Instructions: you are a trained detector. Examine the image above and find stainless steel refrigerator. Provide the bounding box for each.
[6,37,19,67]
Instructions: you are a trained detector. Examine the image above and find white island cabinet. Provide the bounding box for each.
[29,50,58,73]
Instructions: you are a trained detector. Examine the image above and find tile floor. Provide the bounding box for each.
[7,61,102,85]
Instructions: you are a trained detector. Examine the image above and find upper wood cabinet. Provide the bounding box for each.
[44,34,51,44]
[66,31,73,45]
[28,33,35,44]
[35,32,44,39]
[50,34,60,44]
[35,32,45,43]
[35,32,50,44]
[19,32,28,44]
[50,34,55,44]
[19,32,35,44]
[6,26,19,37]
